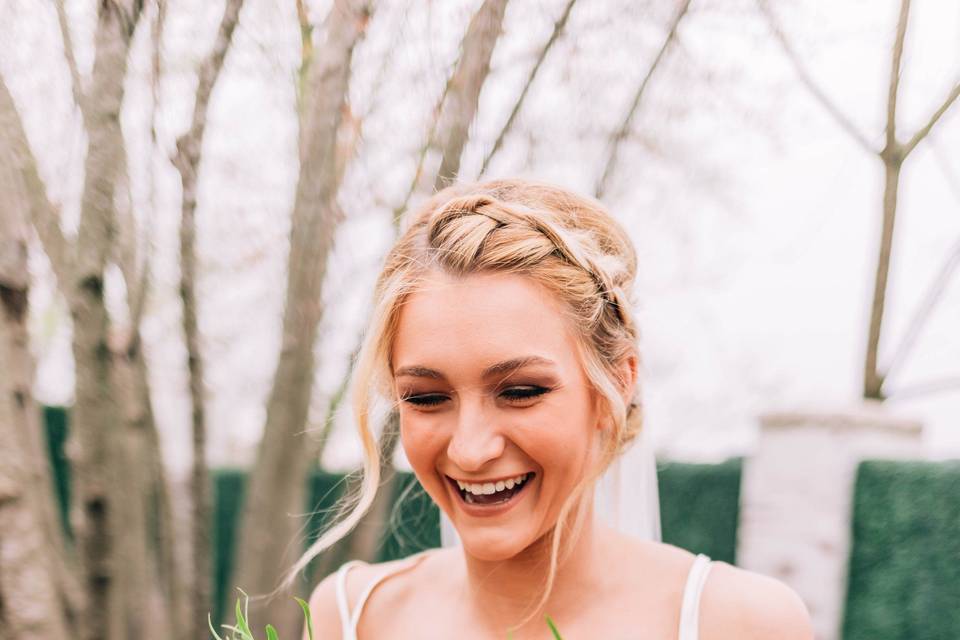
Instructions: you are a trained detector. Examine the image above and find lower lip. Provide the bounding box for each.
[446,475,536,518]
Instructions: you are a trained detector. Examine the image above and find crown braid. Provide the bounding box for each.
[426,193,634,332]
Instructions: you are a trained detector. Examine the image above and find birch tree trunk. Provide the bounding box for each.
[231,1,371,635]
[67,4,144,638]
[171,1,246,636]
[0,104,71,640]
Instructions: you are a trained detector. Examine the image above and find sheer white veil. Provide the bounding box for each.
[439,423,661,547]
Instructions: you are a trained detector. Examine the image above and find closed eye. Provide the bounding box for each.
[500,385,551,403]
[402,393,447,407]
[400,386,552,408]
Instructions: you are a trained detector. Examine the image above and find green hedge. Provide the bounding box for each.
[658,458,742,564]
[842,460,960,640]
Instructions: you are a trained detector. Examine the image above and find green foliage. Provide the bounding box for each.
[212,469,248,627]
[209,592,313,640]
[658,457,742,564]
[842,460,960,640]
[212,592,563,639]
[545,614,564,639]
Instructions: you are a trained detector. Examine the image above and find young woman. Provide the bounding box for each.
[294,179,814,639]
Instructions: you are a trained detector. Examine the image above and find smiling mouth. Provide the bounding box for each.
[447,472,536,506]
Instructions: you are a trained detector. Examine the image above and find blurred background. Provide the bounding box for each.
[1,0,958,638]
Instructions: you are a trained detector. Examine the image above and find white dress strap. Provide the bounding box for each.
[678,553,713,640]
[335,560,367,640]
[334,550,437,639]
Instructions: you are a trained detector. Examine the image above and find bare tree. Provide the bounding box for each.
[230,0,373,634]
[171,1,246,637]
[595,0,692,199]
[66,4,149,638]
[396,0,510,219]
[758,0,960,399]
[0,82,72,640]
[3,2,190,637]
[480,0,579,177]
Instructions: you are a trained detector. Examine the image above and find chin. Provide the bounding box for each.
[458,529,531,561]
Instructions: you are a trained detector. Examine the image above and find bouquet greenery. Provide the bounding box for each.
[209,591,564,639]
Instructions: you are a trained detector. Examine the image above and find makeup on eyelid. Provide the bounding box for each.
[400,384,555,407]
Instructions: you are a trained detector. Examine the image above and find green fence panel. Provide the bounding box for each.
[210,469,247,630]
[658,457,742,564]
[378,472,441,563]
[43,406,71,538]
[842,460,960,640]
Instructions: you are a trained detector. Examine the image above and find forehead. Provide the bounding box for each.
[391,270,581,375]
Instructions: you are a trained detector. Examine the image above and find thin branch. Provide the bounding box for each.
[902,79,960,156]
[885,376,960,400]
[479,0,578,176]
[55,0,87,122]
[756,0,875,155]
[391,43,460,227]
[169,1,245,638]
[392,0,509,225]
[0,76,70,290]
[172,0,244,174]
[885,0,911,152]
[879,235,960,385]
[594,0,691,199]
[930,135,960,206]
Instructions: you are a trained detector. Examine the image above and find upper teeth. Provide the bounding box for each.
[457,473,531,495]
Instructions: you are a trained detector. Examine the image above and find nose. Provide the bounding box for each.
[446,396,505,473]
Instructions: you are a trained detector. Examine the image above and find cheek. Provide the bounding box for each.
[529,397,599,480]
[399,414,447,492]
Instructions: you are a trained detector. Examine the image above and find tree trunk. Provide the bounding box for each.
[863,155,902,399]
[171,1,246,636]
[231,1,371,635]
[0,126,71,639]
[68,4,143,639]
[432,0,509,190]
[5,5,185,639]
[395,0,509,222]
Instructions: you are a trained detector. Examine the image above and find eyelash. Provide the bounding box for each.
[401,386,551,408]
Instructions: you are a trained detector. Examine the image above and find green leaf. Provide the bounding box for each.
[233,593,255,640]
[545,614,564,640]
[208,613,226,640]
[295,596,315,640]
[265,624,279,640]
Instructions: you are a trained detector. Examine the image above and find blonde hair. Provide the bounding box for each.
[286,178,643,628]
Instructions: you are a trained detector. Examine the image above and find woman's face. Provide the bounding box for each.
[391,269,604,561]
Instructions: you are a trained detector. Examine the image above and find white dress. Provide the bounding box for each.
[334,551,714,639]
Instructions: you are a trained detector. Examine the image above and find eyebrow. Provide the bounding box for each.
[393,356,557,381]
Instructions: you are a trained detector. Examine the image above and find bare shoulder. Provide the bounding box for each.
[700,561,814,640]
[304,556,416,640]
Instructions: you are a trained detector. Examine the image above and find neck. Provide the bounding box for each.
[459,502,615,635]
